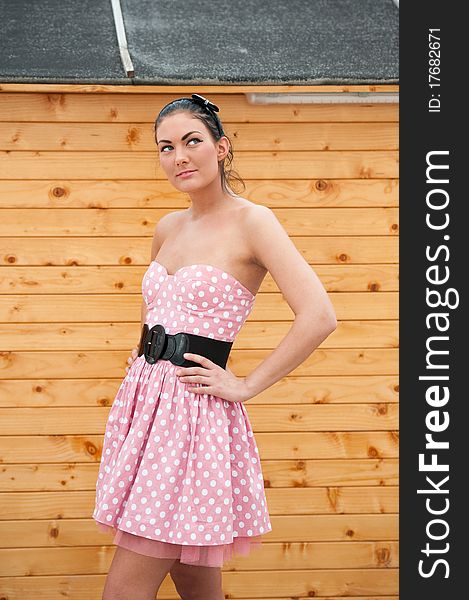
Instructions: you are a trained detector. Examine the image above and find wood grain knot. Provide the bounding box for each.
[52,186,66,197]
[315,179,328,191]
[376,546,391,565]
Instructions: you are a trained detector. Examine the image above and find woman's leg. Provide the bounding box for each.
[102,545,178,600]
[169,559,224,600]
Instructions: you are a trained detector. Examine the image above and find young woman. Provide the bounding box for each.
[93,94,337,599]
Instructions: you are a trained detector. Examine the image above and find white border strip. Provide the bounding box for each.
[110,0,135,78]
[246,92,399,104]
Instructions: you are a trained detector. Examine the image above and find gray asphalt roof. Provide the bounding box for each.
[0,0,399,85]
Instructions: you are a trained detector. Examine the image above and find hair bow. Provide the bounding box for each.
[191,93,220,113]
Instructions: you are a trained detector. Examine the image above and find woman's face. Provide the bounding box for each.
[156,111,229,192]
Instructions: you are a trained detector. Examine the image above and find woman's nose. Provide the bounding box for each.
[175,150,188,164]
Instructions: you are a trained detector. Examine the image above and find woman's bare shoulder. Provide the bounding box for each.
[155,209,187,234]
[151,210,187,257]
[238,200,275,226]
[232,197,271,219]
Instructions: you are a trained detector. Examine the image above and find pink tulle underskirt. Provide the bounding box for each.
[95,521,263,568]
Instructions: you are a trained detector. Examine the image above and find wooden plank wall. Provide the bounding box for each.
[0,88,399,599]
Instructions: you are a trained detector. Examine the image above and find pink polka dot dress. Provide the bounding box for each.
[92,261,272,567]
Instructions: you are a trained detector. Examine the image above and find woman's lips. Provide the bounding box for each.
[177,170,196,178]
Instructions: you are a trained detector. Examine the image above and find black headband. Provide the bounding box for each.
[158,94,225,137]
[190,93,220,114]
[190,94,224,136]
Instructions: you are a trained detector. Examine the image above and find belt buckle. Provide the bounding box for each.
[144,324,166,364]
[169,332,190,366]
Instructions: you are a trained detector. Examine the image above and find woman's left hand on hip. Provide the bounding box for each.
[175,353,251,403]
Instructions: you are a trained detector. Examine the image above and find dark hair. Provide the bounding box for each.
[154,97,246,197]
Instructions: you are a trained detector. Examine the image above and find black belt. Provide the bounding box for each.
[137,323,233,369]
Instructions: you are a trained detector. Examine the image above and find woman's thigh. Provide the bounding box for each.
[102,545,178,600]
[169,560,224,600]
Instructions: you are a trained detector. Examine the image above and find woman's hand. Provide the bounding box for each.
[175,352,252,404]
[125,347,139,374]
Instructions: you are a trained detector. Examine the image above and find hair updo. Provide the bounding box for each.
[154,96,246,197]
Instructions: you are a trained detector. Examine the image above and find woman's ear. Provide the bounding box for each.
[217,136,230,161]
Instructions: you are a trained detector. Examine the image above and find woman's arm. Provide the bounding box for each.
[242,205,337,399]
[136,210,183,343]
[136,212,173,345]
[129,299,147,363]
[140,299,148,329]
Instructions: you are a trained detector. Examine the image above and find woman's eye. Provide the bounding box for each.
[160,138,201,153]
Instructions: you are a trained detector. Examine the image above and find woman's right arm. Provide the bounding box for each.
[126,211,180,373]
[140,210,180,331]
[140,298,148,330]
